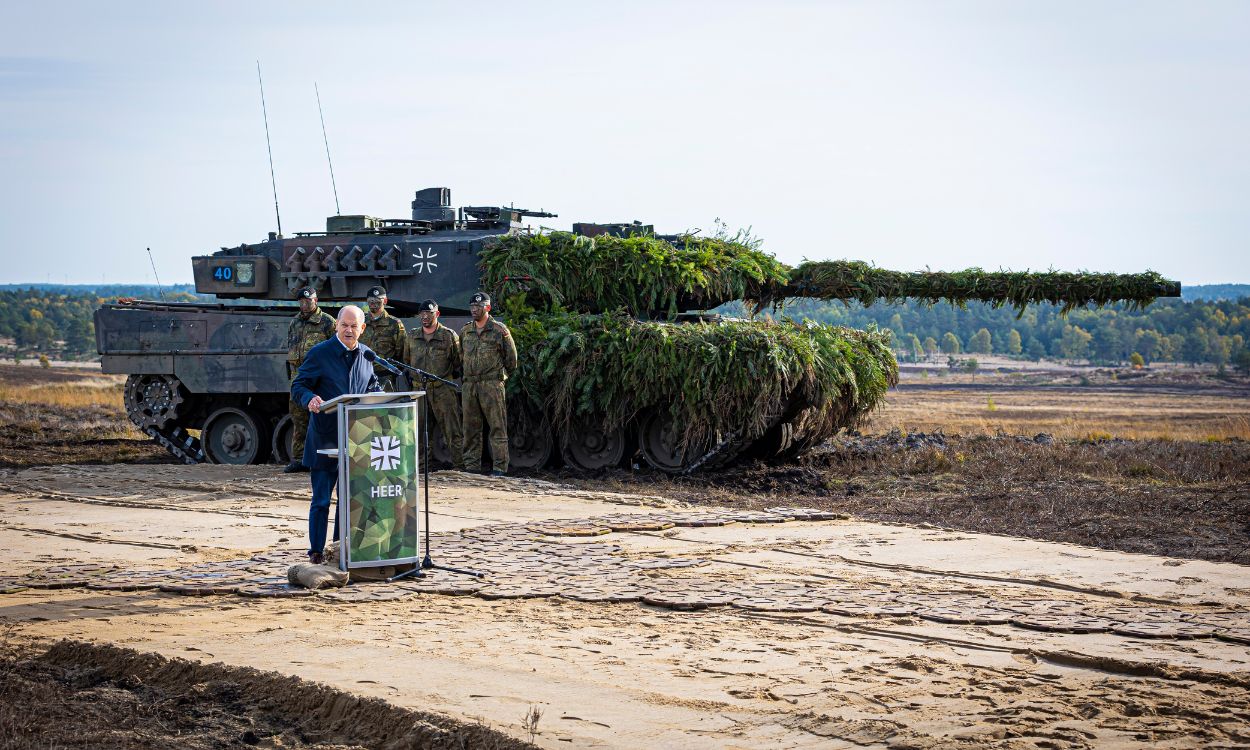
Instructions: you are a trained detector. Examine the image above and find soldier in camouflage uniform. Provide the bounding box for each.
[358,286,407,391]
[285,287,336,473]
[403,299,465,470]
[459,292,517,476]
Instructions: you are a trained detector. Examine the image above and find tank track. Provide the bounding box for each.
[143,425,204,465]
[684,399,798,472]
[122,374,205,464]
[681,432,748,474]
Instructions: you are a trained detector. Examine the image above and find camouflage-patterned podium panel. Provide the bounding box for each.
[339,401,420,569]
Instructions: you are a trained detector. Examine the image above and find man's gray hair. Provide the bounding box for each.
[337,305,365,323]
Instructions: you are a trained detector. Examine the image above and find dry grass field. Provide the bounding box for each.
[0,365,165,467]
[0,378,124,411]
[867,382,1250,441]
[572,367,1250,565]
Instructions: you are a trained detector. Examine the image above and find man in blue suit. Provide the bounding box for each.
[291,305,383,564]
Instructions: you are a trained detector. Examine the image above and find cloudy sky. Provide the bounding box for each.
[1,1,1246,286]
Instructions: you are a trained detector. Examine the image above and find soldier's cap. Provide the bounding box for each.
[366,285,387,300]
[298,287,318,299]
[417,299,439,313]
[469,291,491,305]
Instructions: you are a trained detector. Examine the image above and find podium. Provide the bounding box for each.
[318,391,424,572]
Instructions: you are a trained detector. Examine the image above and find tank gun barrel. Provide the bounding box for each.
[481,232,1181,317]
[770,261,1182,315]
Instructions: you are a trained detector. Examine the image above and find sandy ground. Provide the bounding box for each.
[1,464,1249,749]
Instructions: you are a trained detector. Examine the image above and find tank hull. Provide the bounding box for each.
[97,301,890,473]
[98,302,297,464]
[97,301,472,465]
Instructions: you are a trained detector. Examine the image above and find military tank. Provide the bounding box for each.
[96,186,1181,472]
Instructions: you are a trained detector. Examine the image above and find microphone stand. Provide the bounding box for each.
[375,355,483,582]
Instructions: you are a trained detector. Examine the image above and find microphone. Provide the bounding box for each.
[363,349,402,375]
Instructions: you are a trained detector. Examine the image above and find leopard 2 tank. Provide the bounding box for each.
[97,186,1181,472]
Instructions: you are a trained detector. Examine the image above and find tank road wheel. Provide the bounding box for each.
[638,409,709,474]
[202,407,270,465]
[271,414,294,464]
[506,399,554,470]
[561,415,627,472]
[123,374,186,430]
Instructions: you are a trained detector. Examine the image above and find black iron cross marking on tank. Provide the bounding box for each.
[411,247,438,274]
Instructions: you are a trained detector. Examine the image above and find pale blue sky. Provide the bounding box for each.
[1,1,1246,286]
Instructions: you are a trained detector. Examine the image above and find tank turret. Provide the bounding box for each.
[189,187,555,313]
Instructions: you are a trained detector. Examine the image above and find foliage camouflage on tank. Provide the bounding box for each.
[478,230,1177,468]
[480,231,788,316]
[503,307,897,467]
[479,231,1181,317]
[772,261,1181,315]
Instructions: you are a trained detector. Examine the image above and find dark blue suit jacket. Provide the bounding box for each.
[290,337,383,470]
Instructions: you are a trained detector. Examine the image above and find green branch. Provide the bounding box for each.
[776,261,1181,315]
[506,308,897,451]
[481,233,1180,317]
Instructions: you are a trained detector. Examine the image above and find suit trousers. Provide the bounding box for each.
[309,468,340,555]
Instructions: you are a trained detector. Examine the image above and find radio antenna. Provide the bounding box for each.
[147,247,166,301]
[315,82,341,215]
[256,61,283,237]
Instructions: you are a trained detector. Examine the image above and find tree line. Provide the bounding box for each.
[3,284,1249,374]
[778,295,1250,372]
[0,287,199,358]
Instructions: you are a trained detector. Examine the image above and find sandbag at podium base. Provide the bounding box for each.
[288,564,348,590]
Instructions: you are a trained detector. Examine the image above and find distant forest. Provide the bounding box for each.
[0,285,204,359]
[1,283,1249,372]
[0,283,198,297]
[771,296,1250,371]
[1181,284,1250,302]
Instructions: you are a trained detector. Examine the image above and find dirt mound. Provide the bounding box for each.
[1,639,535,750]
[0,399,170,468]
